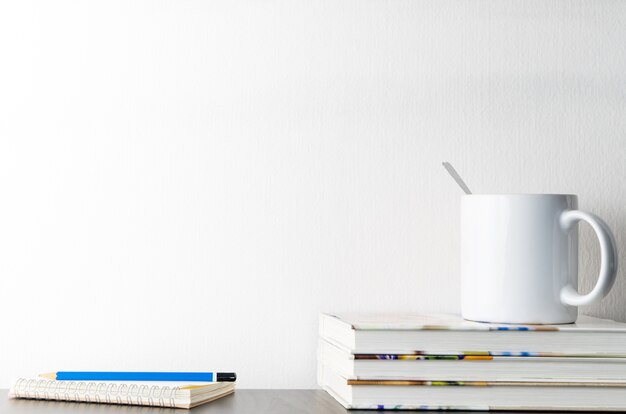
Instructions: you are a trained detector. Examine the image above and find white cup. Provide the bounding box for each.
[461,194,618,324]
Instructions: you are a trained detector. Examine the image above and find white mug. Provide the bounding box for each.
[461,194,618,324]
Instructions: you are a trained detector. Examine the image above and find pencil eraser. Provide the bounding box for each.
[216,372,236,382]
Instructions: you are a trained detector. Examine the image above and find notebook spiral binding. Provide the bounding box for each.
[11,378,179,408]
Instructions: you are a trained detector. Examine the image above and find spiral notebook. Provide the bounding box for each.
[8,378,235,409]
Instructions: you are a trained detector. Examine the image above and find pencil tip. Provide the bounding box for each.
[39,372,56,380]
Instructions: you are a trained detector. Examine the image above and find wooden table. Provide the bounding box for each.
[2,390,353,413]
[2,389,559,413]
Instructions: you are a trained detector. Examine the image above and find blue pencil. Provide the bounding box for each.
[40,371,236,382]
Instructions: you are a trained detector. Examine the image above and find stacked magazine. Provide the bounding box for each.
[318,313,626,411]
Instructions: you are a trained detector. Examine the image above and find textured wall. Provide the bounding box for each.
[0,0,625,388]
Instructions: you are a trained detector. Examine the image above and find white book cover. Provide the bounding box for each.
[319,313,626,355]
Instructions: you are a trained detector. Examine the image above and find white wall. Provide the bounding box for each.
[1,0,625,389]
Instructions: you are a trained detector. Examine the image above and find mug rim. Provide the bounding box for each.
[462,193,576,197]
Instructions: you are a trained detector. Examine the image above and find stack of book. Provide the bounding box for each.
[318,313,626,411]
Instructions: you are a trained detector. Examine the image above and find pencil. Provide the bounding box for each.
[39,371,237,382]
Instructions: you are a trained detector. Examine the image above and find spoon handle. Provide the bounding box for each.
[442,162,472,194]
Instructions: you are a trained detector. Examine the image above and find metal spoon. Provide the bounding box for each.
[442,162,472,194]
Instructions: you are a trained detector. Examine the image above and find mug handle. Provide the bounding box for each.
[559,210,618,307]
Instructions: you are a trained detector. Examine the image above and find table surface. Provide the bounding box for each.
[2,389,559,413]
[2,389,354,414]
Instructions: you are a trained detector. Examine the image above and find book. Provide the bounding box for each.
[319,313,626,355]
[319,339,626,382]
[319,364,626,411]
[8,378,235,409]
